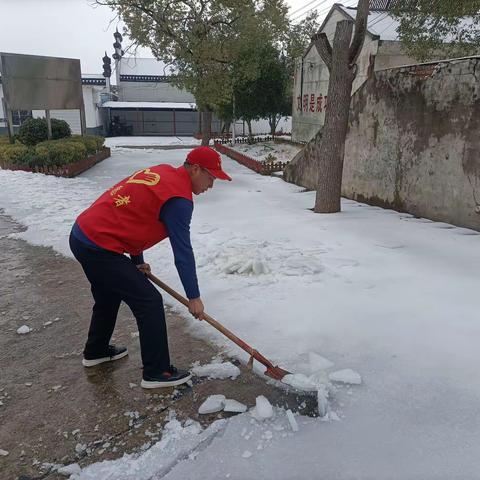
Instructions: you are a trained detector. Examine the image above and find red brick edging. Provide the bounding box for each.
[214,142,287,175]
[1,148,111,178]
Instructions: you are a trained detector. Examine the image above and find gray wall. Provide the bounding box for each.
[285,57,480,231]
[120,81,195,103]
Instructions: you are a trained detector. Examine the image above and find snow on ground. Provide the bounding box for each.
[1,144,480,478]
[191,360,240,380]
[104,136,201,148]
[230,140,301,163]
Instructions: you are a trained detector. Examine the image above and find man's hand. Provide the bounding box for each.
[188,297,205,321]
[136,263,151,275]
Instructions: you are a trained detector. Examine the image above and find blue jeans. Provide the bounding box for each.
[69,232,170,376]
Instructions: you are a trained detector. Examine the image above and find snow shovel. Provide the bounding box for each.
[147,272,290,381]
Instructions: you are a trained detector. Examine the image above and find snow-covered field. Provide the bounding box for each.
[1,145,480,479]
[230,140,301,163]
[104,136,201,148]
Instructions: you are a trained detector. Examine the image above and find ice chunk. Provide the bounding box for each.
[317,389,328,417]
[192,361,240,380]
[57,463,81,476]
[255,396,273,419]
[308,352,334,370]
[198,395,226,414]
[224,399,247,413]
[282,373,318,392]
[17,325,32,335]
[75,443,86,455]
[286,409,299,432]
[241,450,252,458]
[329,369,362,385]
[238,260,253,275]
[308,370,329,387]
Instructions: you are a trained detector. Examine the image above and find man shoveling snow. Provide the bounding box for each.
[69,146,231,389]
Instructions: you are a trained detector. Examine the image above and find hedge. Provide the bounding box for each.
[0,135,105,168]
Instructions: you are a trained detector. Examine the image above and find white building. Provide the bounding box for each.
[102,57,207,136]
[292,2,418,143]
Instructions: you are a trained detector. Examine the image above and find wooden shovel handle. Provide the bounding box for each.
[146,272,276,369]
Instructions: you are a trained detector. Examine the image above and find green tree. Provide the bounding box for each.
[96,0,288,144]
[391,0,480,61]
[284,11,320,73]
[234,44,291,138]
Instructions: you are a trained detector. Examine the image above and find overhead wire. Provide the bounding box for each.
[289,0,327,18]
[289,0,331,22]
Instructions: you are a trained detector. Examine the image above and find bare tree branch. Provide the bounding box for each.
[312,32,333,71]
[349,0,370,65]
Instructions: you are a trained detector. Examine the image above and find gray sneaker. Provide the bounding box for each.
[82,345,128,367]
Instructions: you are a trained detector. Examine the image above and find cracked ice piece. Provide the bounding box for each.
[286,409,299,432]
[255,395,273,419]
[198,394,226,414]
[329,369,362,385]
[317,390,328,417]
[282,373,318,392]
[308,352,334,370]
[17,325,32,335]
[224,399,247,413]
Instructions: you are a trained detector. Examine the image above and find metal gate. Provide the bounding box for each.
[110,108,198,136]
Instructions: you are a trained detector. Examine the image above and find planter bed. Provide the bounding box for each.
[214,142,288,175]
[0,147,111,178]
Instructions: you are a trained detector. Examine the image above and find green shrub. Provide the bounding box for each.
[17,117,71,146]
[94,136,105,150]
[34,141,86,167]
[0,144,30,166]
[51,119,72,140]
[17,118,49,146]
[68,135,105,154]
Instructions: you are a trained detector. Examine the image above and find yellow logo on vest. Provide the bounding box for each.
[114,195,131,207]
[110,185,124,196]
[126,168,161,186]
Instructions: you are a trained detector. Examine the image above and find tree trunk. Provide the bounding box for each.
[246,119,253,143]
[201,110,212,146]
[314,20,355,213]
[222,121,231,135]
[269,115,276,136]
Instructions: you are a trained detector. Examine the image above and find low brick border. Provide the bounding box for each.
[0,147,111,178]
[214,142,288,175]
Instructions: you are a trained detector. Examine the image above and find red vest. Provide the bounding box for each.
[77,165,193,255]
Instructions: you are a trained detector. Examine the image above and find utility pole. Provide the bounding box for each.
[102,52,112,94]
[231,94,236,147]
[112,30,124,100]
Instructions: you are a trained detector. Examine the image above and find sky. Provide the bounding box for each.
[0,0,342,75]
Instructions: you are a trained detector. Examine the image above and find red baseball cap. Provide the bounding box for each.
[186,146,232,181]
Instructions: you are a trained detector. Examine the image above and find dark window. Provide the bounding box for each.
[12,110,32,126]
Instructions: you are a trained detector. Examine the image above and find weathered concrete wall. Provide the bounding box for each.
[286,57,480,230]
[374,41,418,71]
[343,57,480,230]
